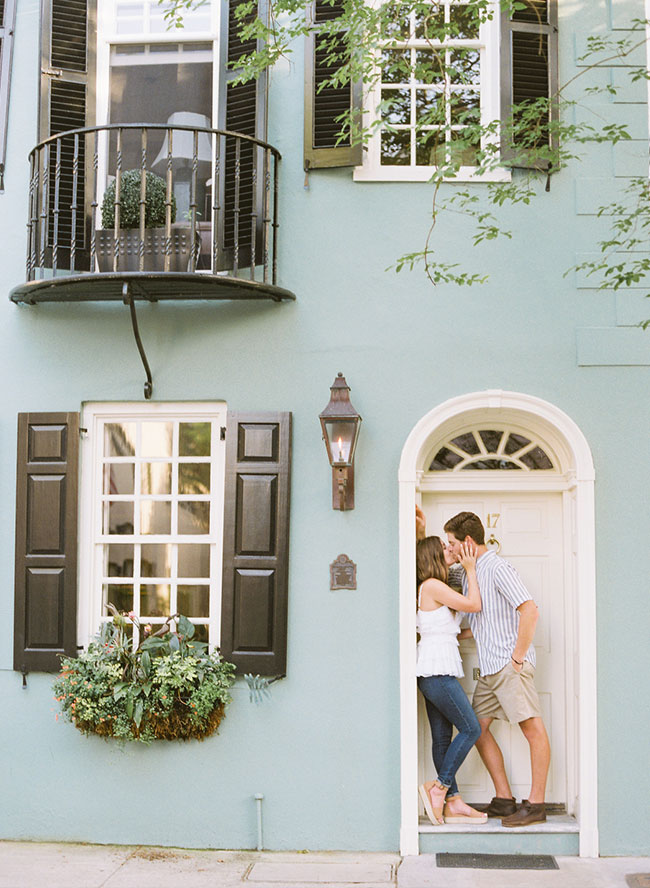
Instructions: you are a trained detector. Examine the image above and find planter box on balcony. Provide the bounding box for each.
[96,224,200,273]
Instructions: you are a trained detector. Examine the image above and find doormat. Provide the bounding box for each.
[437,853,558,870]
[626,876,650,888]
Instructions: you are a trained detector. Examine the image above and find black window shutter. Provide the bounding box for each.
[218,0,268,271]
[220,412,291,676]
[39,0,96,269]
[304,0,362,170]
[14,412,80,674]
[0,0,16,191]
[500,0,558,170]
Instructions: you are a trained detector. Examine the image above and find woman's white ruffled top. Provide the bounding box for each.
[416,590,463,678]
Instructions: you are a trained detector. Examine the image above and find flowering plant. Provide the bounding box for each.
[53,607,236,743]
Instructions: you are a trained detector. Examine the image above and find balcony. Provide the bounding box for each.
[10,122,295,306]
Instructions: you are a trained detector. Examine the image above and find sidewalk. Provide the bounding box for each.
[0,842,648,888]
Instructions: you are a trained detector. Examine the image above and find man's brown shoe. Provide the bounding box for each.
[501,800,546,827]
[485,796,517,817]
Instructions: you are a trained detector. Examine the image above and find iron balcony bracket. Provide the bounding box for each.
[122,282,153,400]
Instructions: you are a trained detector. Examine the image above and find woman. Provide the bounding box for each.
[416,535,487,825]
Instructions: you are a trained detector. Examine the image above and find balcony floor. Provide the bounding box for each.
[10,271,296,305]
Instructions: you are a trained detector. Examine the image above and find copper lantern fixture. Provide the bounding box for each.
[319,373,362,511]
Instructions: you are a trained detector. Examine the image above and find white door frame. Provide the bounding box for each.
[398,390,598,858]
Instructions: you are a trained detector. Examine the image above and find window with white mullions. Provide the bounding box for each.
[83,405,227,648]
[356,0,501,182]
[112,0,212,37]
[380,2,482,168]
[98,0,218,227]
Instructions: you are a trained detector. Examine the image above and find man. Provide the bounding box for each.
[416,507,550,827]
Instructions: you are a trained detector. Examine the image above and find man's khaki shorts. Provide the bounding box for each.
[472,661,542,724]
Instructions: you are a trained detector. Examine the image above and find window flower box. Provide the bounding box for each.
[53,610,236,743]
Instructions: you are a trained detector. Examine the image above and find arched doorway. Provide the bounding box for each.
[397,391,597,857]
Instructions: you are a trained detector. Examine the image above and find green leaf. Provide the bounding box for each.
[140,636,167,653]
[187,641,208,656]
[169,634,180,653]
[134,699,144,728]
[141,650,151,676]
[178,615,195,640]
[125,695,134,719]
[113,683,129,701]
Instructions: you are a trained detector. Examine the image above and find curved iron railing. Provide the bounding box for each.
[25,123,281,285]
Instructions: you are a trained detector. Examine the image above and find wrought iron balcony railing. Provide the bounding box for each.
[16,122,291,300]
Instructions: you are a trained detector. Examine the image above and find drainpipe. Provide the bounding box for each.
[254,793,264,851]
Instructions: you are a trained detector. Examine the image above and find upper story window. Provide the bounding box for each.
[99,0,218,125]
[429,427,555,471]
[354,0,500,182]
[111,0,212,36]
[31,0,275,283]
[348,0,558,182]
[97,1,218,218]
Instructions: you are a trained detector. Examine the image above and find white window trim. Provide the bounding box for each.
[95,0,221,213]
[78,401,227,651]
[354,1,509,183]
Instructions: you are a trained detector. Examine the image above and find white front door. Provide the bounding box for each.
[418,491,566,806]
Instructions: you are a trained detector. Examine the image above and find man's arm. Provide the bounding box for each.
[512,600,538,671]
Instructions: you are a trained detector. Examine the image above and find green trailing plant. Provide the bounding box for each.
[100,169,177,229]
[569,175,650,327]
[53,607,236,743]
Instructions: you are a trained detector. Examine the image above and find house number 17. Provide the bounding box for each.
[487,513,500,528]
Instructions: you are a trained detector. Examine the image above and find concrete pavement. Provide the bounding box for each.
[0,842,648,888]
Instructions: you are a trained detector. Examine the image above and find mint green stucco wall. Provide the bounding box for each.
[1,0,649,857]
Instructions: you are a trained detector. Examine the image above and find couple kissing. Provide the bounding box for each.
[415,507,550,828]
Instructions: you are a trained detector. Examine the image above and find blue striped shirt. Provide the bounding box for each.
[449,551,536,676]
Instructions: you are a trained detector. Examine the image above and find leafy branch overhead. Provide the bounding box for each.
[161,0,650,314]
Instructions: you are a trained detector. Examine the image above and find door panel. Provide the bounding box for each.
[417,492,565,806]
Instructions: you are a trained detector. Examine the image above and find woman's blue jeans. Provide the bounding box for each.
[417,674,481,797]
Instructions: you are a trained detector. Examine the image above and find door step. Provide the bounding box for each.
[418,814,579,856]
[418,813,577,834]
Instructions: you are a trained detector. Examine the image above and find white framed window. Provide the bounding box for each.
[97,0,220,129]
[78,402,227,649]
[354,0,506,182]
[95,0,220,220]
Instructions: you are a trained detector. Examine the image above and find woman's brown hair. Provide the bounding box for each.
[416,535,448,590]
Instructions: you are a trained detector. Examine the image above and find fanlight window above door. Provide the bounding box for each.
[429,429,554,471]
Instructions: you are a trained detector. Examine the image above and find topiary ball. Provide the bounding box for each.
[100,169,177,230]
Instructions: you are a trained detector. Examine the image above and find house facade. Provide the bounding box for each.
[1,0,649,859]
